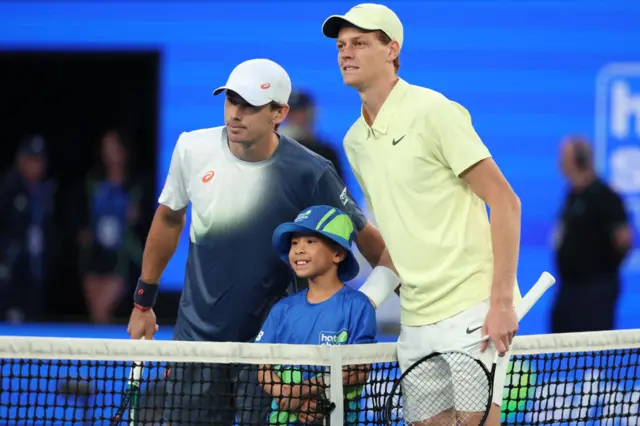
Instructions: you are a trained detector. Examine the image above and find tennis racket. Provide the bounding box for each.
[111,338,146,426]
[384,271,556,426]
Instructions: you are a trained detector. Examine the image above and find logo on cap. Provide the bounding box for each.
[295,209,312,223]
[260,83,271,89]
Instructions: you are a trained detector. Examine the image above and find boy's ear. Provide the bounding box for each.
[333,247,347,264]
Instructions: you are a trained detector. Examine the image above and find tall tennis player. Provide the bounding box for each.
[322,4,523,425]
[126,58,387,425]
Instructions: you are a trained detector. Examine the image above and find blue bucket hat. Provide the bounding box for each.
[272,205,360,282]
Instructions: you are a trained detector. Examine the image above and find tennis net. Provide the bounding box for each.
[0,329,637,425]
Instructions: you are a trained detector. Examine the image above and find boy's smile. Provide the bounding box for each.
[289,233,345,279]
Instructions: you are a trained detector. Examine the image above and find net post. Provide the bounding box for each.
[329,345,344,425]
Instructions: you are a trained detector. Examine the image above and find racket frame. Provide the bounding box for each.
[383,271,556,425]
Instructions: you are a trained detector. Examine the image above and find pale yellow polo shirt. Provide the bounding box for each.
[344,78,521,326]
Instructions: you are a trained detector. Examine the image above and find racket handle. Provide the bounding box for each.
[515,271,556,321]
[463,271,556,351]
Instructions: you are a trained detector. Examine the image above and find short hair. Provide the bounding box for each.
[375,31,400,73]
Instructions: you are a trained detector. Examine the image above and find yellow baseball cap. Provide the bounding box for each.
[322,3,404,49]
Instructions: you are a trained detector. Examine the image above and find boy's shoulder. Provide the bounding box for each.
[272,287,373,312]
[341,285,375,308]
[272,290,307,311]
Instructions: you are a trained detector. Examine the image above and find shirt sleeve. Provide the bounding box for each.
[254,304,282,344]
[158,133,189,211]
[428,99,492,177]
[310,165,368,232]
[348,298,377,344]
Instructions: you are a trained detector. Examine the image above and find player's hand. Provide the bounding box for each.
[296,398,325,424]
[277,395,302,412]
[481,302,518,356]
[127,307,159,340]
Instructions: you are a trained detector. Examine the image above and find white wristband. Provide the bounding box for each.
[359,266,400,309]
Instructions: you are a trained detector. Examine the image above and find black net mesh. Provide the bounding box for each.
[502,347,640,425]
[0,360,333,425]
[0,339,638,425]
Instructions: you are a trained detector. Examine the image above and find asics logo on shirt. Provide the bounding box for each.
[202,170,215,182]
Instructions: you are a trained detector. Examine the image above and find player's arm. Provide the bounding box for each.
[433,100,520,354]
[128,136,189,339]
[462,160,520,303]
[254,305,314,399]
[311,165,386,268]
[257,367,291,398]
[343,298,377,387]
[138,135,190,293]
[254,308,277,393]
[140,205,186,284]
[339,153,401,309]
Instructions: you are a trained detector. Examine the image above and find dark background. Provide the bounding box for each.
[0,51,180,324]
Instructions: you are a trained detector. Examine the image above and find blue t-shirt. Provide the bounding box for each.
[158,127,368,343]
[255,285,377,425]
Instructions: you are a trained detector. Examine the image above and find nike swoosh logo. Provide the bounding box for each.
[466,325,482,334]
[392,135,405,145]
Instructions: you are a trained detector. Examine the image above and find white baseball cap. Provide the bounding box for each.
[213,58,292,106]
[322,3,403,50]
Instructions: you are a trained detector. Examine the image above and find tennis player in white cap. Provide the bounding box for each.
[321,4,523,425]
[127,58,387,424]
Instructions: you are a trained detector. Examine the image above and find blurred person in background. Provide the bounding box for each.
[0,135,57,322]
[76,129,143,324]
[280,89,344,179]
[552,135,633,333]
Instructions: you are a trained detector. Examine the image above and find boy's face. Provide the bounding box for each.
[289,232,346,279]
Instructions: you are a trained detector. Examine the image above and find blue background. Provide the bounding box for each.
[1,0,639,335]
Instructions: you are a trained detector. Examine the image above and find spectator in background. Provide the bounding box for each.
[0,135,57,322]
[280,90,344,179]
[77,129,143,324]
[552,135,634,333]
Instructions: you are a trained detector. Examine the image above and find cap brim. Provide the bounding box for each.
[272,222,314,259]
[212,85,270,107]
[322,14,381,38]
[339,252,360,282]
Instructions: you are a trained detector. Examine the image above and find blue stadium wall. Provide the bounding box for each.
[1,1,639,335]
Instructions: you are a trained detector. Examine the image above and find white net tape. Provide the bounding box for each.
[0,329,638,425]
[2,329,638,363]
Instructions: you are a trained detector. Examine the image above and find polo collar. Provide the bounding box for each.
[360,78,409,137]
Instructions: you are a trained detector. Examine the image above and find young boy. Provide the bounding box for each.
[255,204,377,425]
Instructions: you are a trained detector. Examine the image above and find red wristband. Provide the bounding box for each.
[134,304,152,312]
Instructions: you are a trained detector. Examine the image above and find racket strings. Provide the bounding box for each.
[389,352,492,426]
